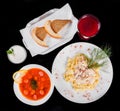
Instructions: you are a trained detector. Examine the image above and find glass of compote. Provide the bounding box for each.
[77,14,101,40]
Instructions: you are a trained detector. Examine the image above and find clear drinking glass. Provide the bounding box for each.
[77,14,101,40]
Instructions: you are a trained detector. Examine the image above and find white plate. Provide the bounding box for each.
[13,64,54,106]
[52,42,113,103]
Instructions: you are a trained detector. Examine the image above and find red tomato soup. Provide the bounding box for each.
[19,68,51,101]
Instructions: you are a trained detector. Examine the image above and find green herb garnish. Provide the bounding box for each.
[6,48,14,54]
[30,79,38,90]
[88,44,112,68]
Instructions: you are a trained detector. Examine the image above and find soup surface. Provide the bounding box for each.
[19,68,51,100]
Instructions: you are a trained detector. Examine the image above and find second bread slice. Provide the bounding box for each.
[50,19,72,33]
[44,20,62,38]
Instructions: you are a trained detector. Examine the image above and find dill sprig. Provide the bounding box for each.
[101,44,112,57]
[30,79,38,90]
[88,44,112,68]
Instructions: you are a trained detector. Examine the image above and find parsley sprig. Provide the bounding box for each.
[6,48,14,54]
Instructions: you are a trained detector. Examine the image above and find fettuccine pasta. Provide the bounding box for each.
[63,53,100,91]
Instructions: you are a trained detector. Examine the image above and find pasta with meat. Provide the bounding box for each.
[63,53,100,91]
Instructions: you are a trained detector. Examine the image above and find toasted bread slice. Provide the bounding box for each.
[31,27,48,47]
[44,20,61,38]
[51,19,72,33]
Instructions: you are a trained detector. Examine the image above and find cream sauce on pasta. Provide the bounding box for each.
[63,53,100,91]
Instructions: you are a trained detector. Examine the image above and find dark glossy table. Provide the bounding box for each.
[0,0,120,110]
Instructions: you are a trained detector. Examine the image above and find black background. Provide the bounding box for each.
[0,0,120,110]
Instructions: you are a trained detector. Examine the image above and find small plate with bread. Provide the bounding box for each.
[20,3,78,56]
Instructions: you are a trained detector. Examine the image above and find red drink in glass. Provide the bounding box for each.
[77,14,101,40]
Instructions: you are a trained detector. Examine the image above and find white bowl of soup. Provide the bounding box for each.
[13,64,54,106]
